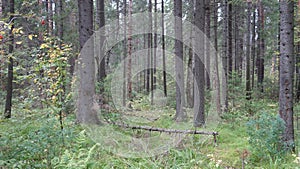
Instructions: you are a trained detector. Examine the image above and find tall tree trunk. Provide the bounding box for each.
[227,0,233,79]
[221,0,228,112]
[122,0,127,106]
[57,0,63,41]
[296,1,300,102]
[127,0,132,100]
[48,0,53,35]
[205,0,210,90]
[245,1,251,100]
[186,0,194,108]
[146,0,151,94]
[234,3,243,80]
[4,0,14,118]
[153,0,157,91]
[251,4,256,90]
[279,0,295,151]
[77,0,100,124]
[213,0,221,114]
[257,0,264,92]
[194,0,205,126]
[162,0,167,97]
[97,0,106,82]
[174,0,186,121]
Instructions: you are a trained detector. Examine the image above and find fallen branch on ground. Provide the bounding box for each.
[106,121,219,144]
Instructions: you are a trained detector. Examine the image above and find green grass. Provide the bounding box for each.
[0,100,300,168]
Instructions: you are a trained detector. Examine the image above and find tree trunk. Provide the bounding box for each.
[146,0,152,94]
[186,0,194,108]
[245,1,251,100]
[227,0,233,79]
[127,0,132,100]
[257,0,264,92]
[213,0,221,114]
[251,4,256,90]
[122,0,127,106]
[149,0,153,104]
[57,0,63,41]
[162,0,167,97]
[77,0,100,124]
[97,0,106,83]
[153,0,157,91]
[194,0,205,127]
[174,0,186,122]
[221,0,228,112]
[279,0,295,151]
[48,0,53,35]
[205,0,210,90]
[4,0,14,119]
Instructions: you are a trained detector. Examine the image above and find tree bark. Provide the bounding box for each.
[251,4,256,90]
[162,0,167,97]
[213,0,221,114]
[227,0,233,79]
[279,0,295,151]
[246,1,251,100]
[257,0,264,92]
[194,0,205,126]
[127,0,132,100]
[205,0,210,90]
[4,0,14,119]
[174,0,186,121]
[186,0,194,108]
[122,0,127,106]
[48,0,53,35]
[221,0,228,112]
[97,0,106,83]
[77,0,100,124]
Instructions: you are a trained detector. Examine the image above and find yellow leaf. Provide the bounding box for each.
[28,34,33,40]
[40,43,48,49]
[16,41,22,45]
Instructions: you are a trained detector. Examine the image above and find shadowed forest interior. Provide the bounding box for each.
[1,0,300,168]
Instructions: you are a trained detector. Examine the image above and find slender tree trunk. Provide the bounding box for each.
[227,0,233,79]
[116,0,120,39]
[57,0,63,41]
[162,0,167,97]
[48,0,53,35]
[251,4,256,89]
[77,0,100,124]
[257,0,264,92]
[246,1,251,100]
[4,0,14,118]
[205,0,210,90]
[186,0,194,108]
[296,2,300,102]
[234,3,243,80]
[194,0,205,126]
[97,0,106,83]
[149,0,153,104]
[213,0,221,114]
[279,0,295,151]
[127,0,132,100]
[122,0,127,106]
[153,0,157,91]
[221,0,228,112]
[174,0,186,121]
[146,0,152,94]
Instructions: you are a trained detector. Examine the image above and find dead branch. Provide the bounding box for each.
[108,121,218,136]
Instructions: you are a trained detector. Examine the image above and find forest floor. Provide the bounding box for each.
[0,98,300,168]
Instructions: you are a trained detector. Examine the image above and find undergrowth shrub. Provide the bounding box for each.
[246,112,286,162]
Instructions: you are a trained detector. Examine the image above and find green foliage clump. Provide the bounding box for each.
[246,112,286,162]
[0,114,76,168]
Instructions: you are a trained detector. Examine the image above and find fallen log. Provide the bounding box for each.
[107,121,219,144]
